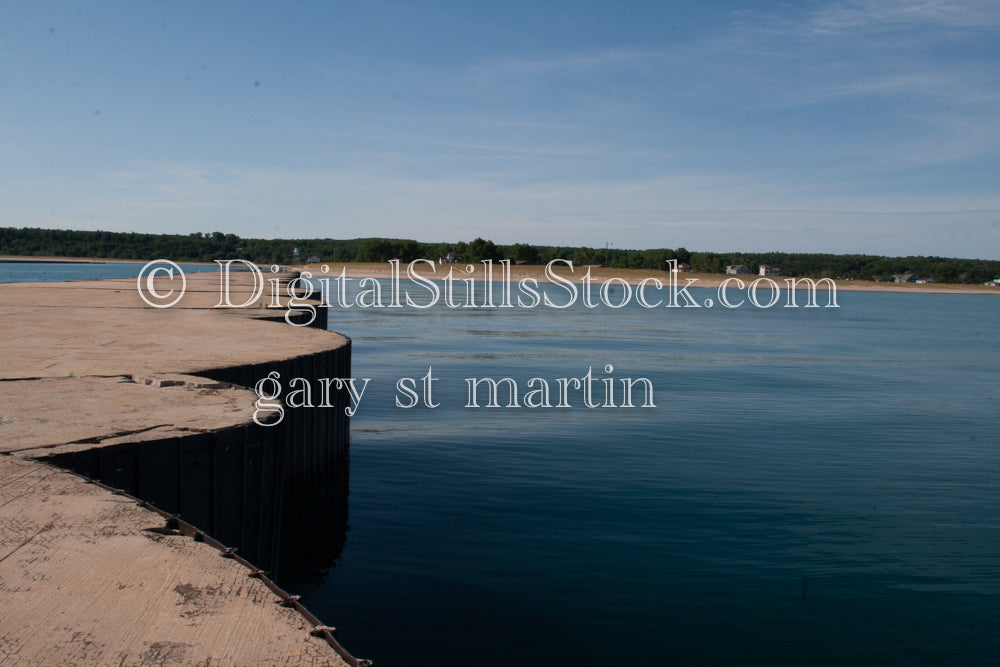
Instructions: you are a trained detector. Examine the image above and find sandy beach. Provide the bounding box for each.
[2,254,995,294]
[292,261,1000,295]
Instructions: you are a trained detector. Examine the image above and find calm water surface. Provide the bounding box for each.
[292,282,1000,665]
[7,265,997,664]
[0,260,216,283]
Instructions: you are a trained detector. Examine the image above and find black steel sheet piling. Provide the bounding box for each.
[46,339,352,577]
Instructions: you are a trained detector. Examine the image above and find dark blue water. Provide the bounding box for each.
[7,264,998,664]
[0,260,216,283]
[294,283,1000,665]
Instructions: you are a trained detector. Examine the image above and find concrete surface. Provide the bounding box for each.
[0,270,356,666]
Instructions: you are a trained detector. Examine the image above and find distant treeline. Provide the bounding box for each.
[2,227,999,284]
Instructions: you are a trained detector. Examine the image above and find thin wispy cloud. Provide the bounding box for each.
[808,0,1000,33]
[1,1,997,257]
[463,47,662,85]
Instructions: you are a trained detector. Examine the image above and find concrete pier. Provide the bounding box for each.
[0,269,363,665]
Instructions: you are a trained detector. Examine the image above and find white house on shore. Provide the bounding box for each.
[725,265,751,275]
[670,262,692,273]
[759,265,781,277]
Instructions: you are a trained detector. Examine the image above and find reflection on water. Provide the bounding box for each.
[10,264,999,665]
[285,282,1000,665]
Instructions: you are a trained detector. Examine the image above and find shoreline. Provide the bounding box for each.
[2,254,996,294]
[0,254,219,266]
[292,261,1000,296]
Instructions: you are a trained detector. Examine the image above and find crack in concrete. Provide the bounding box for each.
[8,425,176,454]
[0,375,135,383]
[0,522,53,564]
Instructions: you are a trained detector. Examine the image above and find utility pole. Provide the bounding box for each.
[605,241,613,266]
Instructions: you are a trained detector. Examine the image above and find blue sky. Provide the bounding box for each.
[1,0,998,257]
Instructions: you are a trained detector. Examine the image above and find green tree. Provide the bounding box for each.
[690,252,723,273]
[933,263,958,283]
[465,237,503,263]
[357,238,397,262]
[509,243,540,264]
